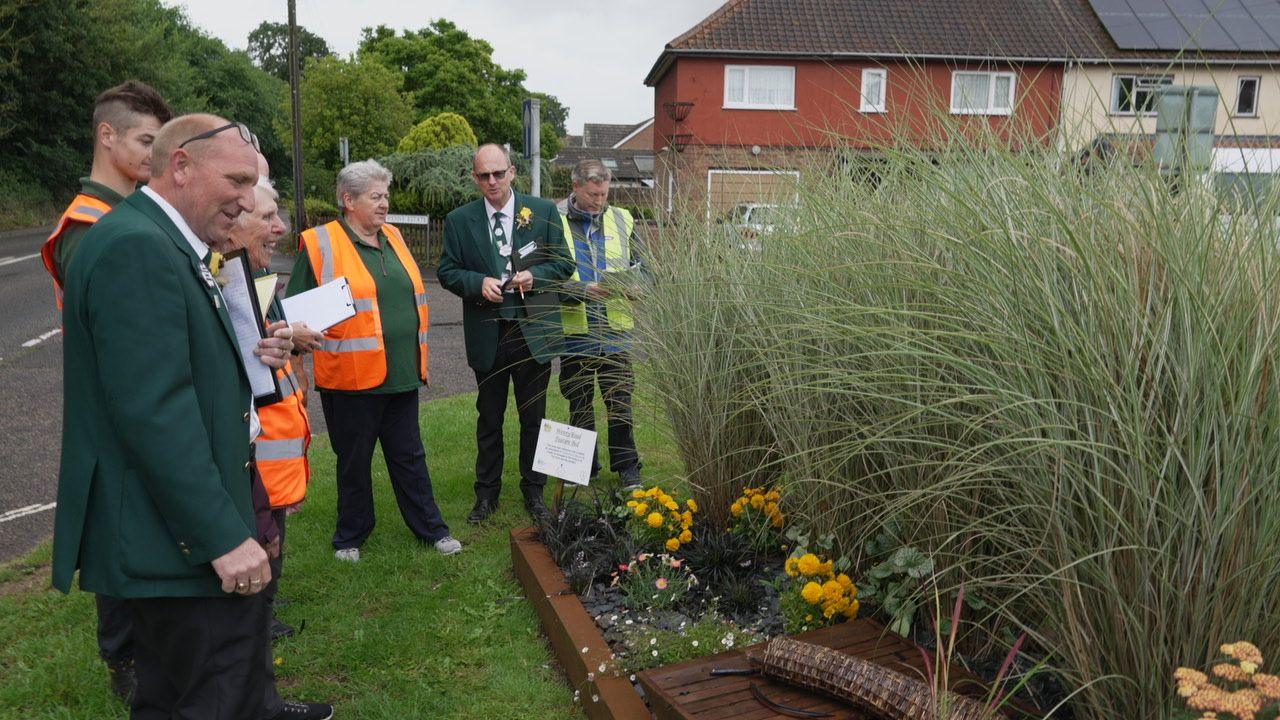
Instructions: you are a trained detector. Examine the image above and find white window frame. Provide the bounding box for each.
[723,65,797,110]
[860,68,887,113]
[949,71,1016,116]
[1110,73,1173,116]
[705,169,802,220]
[1236,75,1261,117]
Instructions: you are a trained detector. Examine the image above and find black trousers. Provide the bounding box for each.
[321,389,451,549]
[558,352,641,476]
[473,321,551,500]
[95,594,133,665]
[261,508,287,717]
[129,594,269,720]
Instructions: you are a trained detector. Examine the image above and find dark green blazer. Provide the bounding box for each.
[52,190,256,598]
[437,192,575,373]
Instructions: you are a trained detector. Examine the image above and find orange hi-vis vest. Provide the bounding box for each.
[256,356,311,508]
[41,193,112,311]
[300,220,429,391]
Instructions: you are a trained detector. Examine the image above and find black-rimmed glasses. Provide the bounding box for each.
[178,122,260,153]
[473,167,512,182]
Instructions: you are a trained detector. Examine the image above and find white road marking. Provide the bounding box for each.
[0,252,40,267]
[0,503,56,524]
[21,328,59,348]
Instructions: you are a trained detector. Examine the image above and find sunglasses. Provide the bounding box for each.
[473,167,512,182]
[178,122,260,153]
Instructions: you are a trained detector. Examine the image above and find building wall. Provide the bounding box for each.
[653,56,1063,152]
[1060,63,1280,151]
[617,122,654,150]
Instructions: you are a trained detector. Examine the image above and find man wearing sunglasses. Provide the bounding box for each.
[51,114,304,720]
[438,143,574,523]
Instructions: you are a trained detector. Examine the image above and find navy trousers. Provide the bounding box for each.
[321,389,451,549]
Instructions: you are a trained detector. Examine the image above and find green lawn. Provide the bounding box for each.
[0,388,678,719]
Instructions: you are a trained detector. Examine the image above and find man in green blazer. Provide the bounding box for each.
[438,143,574,523]
[52,114,297,720]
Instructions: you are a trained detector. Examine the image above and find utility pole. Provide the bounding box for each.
[287,0,305,234]
[523,98,541,197]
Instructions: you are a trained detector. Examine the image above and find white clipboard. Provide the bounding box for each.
[280,277,356,332]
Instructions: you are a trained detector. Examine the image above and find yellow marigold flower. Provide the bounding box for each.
[681,511,693,526]
[766,490,781,502]
[646,512,664,528]
[765,502,778,514]
[822,580,844,604]
[1176,682,1199,698]
[664,501,678,513]
[784,558,800,577]
[626,500,637,508]
[801,582,824,605]
[731,503,744,518]
[836,573,854,591]
[819,560,835,577]
[679,529,692,543]
[686,499,698,512]
[771,514,784,528]
[665,538,680,552]
[631,489,646,499]
[796,553,821,576]
[823,604,839,619]
[1241,661,1259,675]
[845,598,860,619]
[634,502,648,516]
[804,614,813,622]
[750,495,765,510]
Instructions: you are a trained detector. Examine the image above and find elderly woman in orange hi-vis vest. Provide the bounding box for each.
[286,159,461,563]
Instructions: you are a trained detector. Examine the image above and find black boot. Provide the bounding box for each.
[522,487,550,521]
[467,495,499,524]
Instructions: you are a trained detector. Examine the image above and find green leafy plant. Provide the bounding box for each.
[617,552,696,611]
[859,545,934,638]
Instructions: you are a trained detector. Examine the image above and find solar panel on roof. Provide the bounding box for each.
[1087,0,1280,52]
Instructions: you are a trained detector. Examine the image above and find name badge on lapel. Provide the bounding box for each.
[198,262,217,289]
[518,242,536,258]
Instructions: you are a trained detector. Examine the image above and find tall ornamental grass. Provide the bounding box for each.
[631,137,1280,718]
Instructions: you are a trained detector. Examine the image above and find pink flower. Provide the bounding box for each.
[668,559,683,569]
[655,578,669,590]
[637,552,651,562]
[618,563,630,572]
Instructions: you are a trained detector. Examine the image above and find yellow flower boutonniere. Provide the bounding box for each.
[516,206,533,229]
[208,251,228,286]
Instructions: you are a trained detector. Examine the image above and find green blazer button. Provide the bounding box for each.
[243,461,251,472]
[242,412,249,422]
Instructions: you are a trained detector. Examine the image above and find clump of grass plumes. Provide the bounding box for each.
[633,129,1280,719]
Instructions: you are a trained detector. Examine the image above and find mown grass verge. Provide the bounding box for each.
[0,388,680,719]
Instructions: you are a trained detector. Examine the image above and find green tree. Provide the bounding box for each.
[246,21,332,82]
[397,112,477,153]
[358,21,566,158]
[278,55,413,179]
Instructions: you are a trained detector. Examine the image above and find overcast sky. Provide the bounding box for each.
[167,0,725,134]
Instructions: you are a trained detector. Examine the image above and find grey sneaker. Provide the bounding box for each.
[434,536,462,555]
[334,547,360,562]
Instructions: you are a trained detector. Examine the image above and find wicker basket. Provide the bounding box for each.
[747,637,994,720]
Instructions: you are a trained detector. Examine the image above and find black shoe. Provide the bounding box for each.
[270,616,296,642]
[618,465,642,490]
[266,699,334,720]
[106,658,136,704]
[522,492,550,521]
[467,496,498,524]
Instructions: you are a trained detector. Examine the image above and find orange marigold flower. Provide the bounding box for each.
[1252,673,1280,699]
[1213,663,1251,683]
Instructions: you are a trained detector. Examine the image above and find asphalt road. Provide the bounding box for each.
[0,229,478,564]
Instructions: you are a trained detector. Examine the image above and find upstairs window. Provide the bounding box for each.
[724,65,796,110]
[1236,76,1261,117]
[951,71,1016,115]
[860,68,887,113]
[1112,74,1172,115]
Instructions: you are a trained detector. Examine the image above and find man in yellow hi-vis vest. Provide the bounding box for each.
[40,80,172,705]
[555,159,645,487]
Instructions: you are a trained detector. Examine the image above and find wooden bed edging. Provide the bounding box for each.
[510,526,654,720]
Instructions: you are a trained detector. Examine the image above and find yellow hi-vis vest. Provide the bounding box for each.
[558,205,635,335]
[300,220,429,390]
